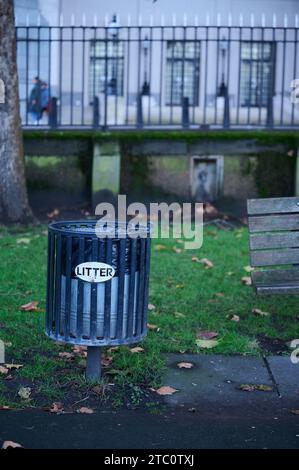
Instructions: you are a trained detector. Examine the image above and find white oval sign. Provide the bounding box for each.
[74,262,115,283]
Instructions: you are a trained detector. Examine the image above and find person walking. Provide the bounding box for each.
[28,76,42,124]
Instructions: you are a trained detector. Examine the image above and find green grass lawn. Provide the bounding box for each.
[0,224,298,410]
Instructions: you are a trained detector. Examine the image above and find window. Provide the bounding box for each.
[240,42,275,107]
[89,40,124,100]
[165,41,200,106]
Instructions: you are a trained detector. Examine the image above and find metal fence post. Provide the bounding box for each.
[223,87,230,129]
[182,96,189,128]
[136,92,143,128]
[49,97,58,128]
[266,95,273,128]
[93,96,100,128]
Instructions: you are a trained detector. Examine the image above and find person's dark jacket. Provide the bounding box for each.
[28,81,42,116]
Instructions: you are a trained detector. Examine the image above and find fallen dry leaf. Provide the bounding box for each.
[156,386,178,396]
[175,284,184,289]
[196,339,219,349]
[172,246,182,254]
[147,323,159,331]
[101,355,113,367]
[290,409,299,415]
[177,362,193,369]
[197,330,219,340]
[0,366,8,375]
[20,301,39,312]
[130,347,144,353]
[215,292,225,297]
[241,276,252,286]
[77,407,94,414]
[2,440,23,449]
[252,308,270,317]
[18,387,31,400]
[192,257,214,268]
[58,352,74,360]
[238,383,273,392]
[0,405,12,410]
[155,244,167,251]
[73,345,87,358]
[148,303,156,311]
[244,265,254,273]
[47,208,60,218]
[4,364,23,370]
[107,346,119,354]
[227,314,240,322]
[92,386,103,396]
[174,312,186,319]
[175,239,184,244]
[49,402,64,414]
[16,238,30,245]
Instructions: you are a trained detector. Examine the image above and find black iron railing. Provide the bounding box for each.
[17,24,299,129]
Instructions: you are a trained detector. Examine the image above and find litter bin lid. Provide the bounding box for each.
[48,220,151,239]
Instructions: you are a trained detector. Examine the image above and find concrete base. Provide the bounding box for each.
[92,141,121,211]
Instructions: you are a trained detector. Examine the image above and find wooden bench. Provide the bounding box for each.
[247,197,299,295]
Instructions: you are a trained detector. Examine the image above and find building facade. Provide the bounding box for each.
[15,0,299,128]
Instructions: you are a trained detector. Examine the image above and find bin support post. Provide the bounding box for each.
[86,347,101,381]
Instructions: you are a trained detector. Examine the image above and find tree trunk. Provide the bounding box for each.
[0,0,33,223]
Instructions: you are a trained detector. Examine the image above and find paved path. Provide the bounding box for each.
[0,355,299,449]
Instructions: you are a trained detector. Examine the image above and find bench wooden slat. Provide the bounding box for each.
[248,214,299,233]
[256,283,299,295]
[252,268,299,284]
[250,232,299,249]
[250,248,299,266]
[248,197,299,215]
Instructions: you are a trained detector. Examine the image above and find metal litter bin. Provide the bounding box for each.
[46,220,151,379]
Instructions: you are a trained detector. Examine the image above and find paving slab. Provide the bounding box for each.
[1,354,299,449]
[1,408,299,449]
[267,356,299,402]
[162,354,277,411]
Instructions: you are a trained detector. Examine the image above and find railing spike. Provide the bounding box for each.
[284,13,288,28]
[273,13,277,28]
[239,13,243,27]
[261,13,266,27]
